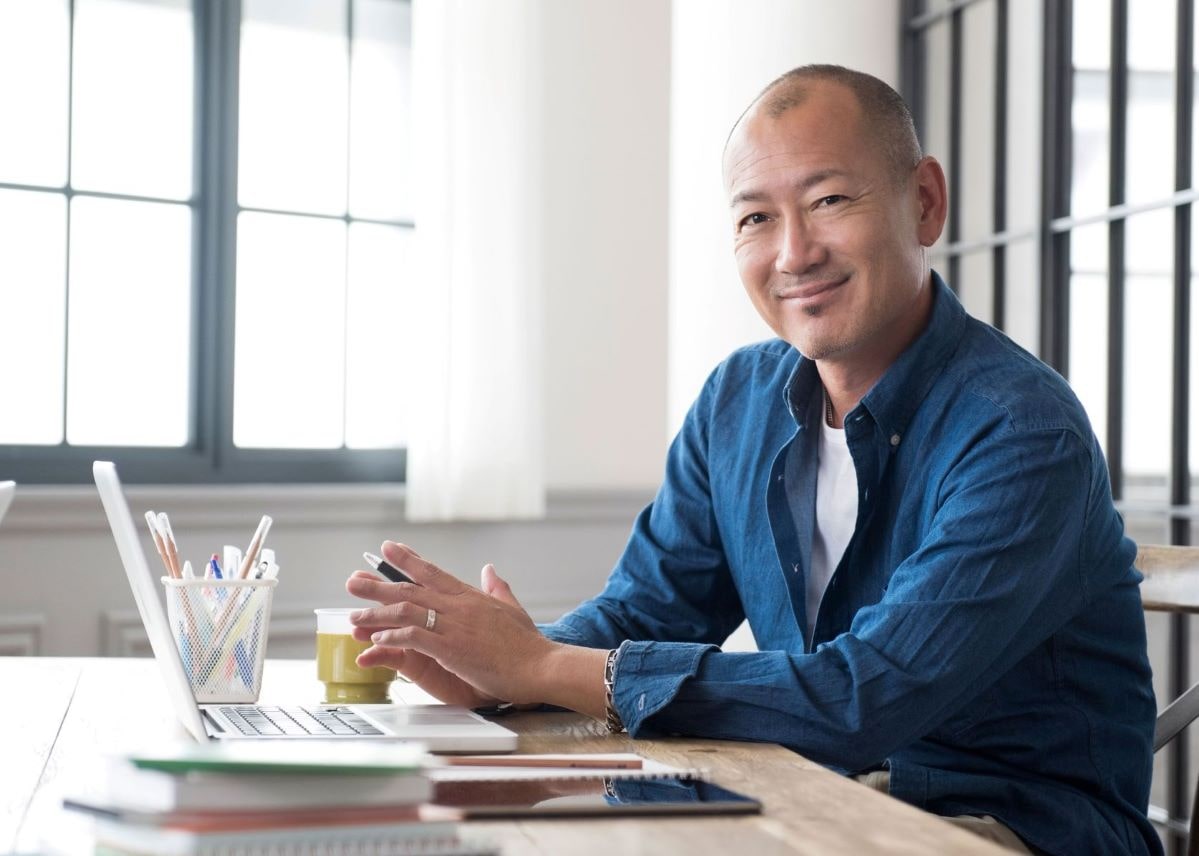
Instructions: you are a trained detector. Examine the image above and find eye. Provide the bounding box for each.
[816,195,847,208]
[738,212,770,229]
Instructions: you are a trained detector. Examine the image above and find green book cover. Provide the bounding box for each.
[128,741,428,776]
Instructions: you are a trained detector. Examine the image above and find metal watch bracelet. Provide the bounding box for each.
[603,645,625,733]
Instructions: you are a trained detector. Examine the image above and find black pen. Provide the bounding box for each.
[363,551,415,584]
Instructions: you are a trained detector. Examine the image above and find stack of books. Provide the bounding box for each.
[63,742,495,855]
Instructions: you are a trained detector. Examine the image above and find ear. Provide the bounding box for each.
[912,156,948,248]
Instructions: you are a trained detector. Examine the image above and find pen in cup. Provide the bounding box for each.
[363,551,414,584]
[238,515,273,579]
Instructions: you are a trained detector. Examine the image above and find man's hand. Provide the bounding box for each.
[346,541,599,712]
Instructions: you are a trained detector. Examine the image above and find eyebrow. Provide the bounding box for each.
[728,169,850,208]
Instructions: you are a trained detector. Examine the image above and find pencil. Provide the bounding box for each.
[144,511,177,579]
[158,512,182,579]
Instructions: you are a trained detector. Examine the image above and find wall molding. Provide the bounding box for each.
[0,613,45,656]
[101,610,153,657]
[4,486,654,532]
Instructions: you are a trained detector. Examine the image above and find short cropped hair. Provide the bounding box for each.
[734,65,923,182]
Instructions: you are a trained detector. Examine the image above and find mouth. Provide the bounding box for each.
[773,274,850,303]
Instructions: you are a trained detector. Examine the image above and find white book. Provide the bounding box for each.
[101,761,432,813]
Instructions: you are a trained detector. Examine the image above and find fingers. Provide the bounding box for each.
[349,599,439,632]
[382,541,468,595]
[346,573,429,606]
[481,563,520,607]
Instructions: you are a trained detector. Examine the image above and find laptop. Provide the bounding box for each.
[93,461,518,752]
[0,480,13,526]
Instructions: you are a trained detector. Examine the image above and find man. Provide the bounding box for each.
[347,66,1159,855]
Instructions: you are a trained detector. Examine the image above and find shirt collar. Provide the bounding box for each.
[782,271,966,438]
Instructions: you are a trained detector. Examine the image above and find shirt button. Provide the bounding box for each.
[777,474,784,482]
[890,433,901,446]
[792,562,800,574]
[637,694,646,711]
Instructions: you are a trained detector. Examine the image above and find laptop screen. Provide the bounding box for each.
[93,461,211,742]
[0,481,14,526]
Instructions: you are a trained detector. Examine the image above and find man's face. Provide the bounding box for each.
[723,83,941,365]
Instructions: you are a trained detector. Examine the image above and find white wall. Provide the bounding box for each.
[668,0,901,430]
[540,0,671,492]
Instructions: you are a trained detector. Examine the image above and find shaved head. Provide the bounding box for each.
[729,65,923,184]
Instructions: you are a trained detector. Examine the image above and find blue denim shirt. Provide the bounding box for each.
[541,275,1159,855]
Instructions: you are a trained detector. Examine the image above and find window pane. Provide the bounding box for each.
[1071,1,1109,218]
[1125,0,1175,206]
[1068,223,1109,455]
[240,0,349,214]
[349,0,413,222]
[0,191,67,444]
[234,212,347,448]
[957,250,992,324]
[345,223,410,448]
[71,0,193,200]
[923,19,952,255]
[959,0,995,243]
[1190,209,1199,483]
[1006,0,1041,233]
[0,1,69,187]
[1003,237,1039,356]
[66,197,191,446]
[1123,209,1174,503]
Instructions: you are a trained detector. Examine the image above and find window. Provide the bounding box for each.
[0,0,412,483]
[903,0,1195,847]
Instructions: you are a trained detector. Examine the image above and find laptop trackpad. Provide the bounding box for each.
[352,704,487,728]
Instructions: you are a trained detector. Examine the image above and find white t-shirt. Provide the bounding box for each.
[807,412,859,646]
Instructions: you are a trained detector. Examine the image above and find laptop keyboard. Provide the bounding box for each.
[218,705,384,737]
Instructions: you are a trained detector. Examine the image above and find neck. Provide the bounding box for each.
[819,365,876,430]
[819,277,935,429]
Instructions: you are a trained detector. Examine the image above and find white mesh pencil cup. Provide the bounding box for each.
[163,577,277,703]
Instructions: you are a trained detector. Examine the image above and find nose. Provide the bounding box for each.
[774,216,827,276]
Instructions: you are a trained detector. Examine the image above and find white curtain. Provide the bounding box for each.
[404,0,545,521]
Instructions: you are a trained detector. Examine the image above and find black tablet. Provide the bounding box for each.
[431,775,762,819]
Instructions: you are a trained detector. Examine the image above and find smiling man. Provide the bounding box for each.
[347,66,1159,855]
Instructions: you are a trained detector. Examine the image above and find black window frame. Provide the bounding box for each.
[903,0,1196,849]
[0,0,410,485]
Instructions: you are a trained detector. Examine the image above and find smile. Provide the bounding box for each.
[773,275,850,302]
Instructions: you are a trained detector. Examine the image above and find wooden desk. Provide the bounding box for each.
[0,658,1007,854]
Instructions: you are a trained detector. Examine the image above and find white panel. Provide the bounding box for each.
[349,0,413,221]
[239,0,349,214]
[66,197,191,446]
[234,212,346,448]
[959,0,996,243]
[72,0,193,199]
[1006,0,1041,233]
[0,191,67,444]
[0,0,69,186]
[1068,222,1109,455]
[957,251,993,326]
[344,223,410,449]
[0,615,45,656]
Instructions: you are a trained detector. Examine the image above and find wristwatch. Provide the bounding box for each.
[603,645,625,733]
